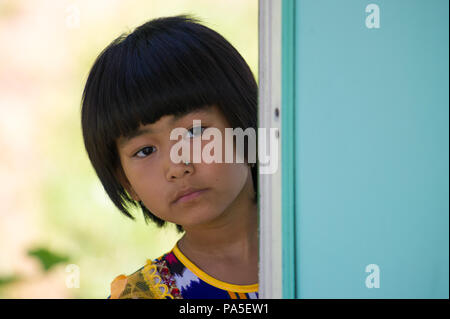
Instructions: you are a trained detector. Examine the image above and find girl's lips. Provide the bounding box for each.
[174,189,208,204]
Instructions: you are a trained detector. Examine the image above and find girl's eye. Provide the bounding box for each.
[133,126,206,158]
[134,146,156,158]
[186,126,207,138]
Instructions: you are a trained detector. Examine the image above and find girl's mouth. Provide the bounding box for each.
[173,189,208,204]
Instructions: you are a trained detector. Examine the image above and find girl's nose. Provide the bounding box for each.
[166,161,193,180]
[165,142,193,179]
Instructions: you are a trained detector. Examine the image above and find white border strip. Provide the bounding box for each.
[258,0,282,299]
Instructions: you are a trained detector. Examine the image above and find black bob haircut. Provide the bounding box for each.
[81,14,258,233]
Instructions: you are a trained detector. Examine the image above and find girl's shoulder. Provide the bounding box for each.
[109,251,182,299]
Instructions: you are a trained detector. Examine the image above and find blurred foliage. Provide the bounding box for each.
[27,248,70,272]
[0,275,21,290]
[0,1,20,19]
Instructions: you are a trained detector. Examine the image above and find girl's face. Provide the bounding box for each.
[116,105,255,228]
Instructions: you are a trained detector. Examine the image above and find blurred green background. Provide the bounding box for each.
[0,0,257,298]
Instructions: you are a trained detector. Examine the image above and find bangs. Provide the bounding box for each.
[82,15,247,152]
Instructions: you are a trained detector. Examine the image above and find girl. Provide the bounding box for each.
[81,14,258,299]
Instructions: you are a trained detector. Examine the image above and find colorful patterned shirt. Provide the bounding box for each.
[108,244,259,299]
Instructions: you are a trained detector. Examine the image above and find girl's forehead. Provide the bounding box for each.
[117,105,228,147]
[147,105,222,127]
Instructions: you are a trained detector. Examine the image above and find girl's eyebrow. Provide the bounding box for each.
[118,127,154,148]
[118,109,212,148]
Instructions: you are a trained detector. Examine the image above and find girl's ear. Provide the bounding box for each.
[116,167,140,201]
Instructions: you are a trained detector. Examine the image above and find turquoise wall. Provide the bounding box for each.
[283,0,449,298]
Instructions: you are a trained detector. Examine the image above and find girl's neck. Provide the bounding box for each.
[177,197,258,263]
[175,167,258,285]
